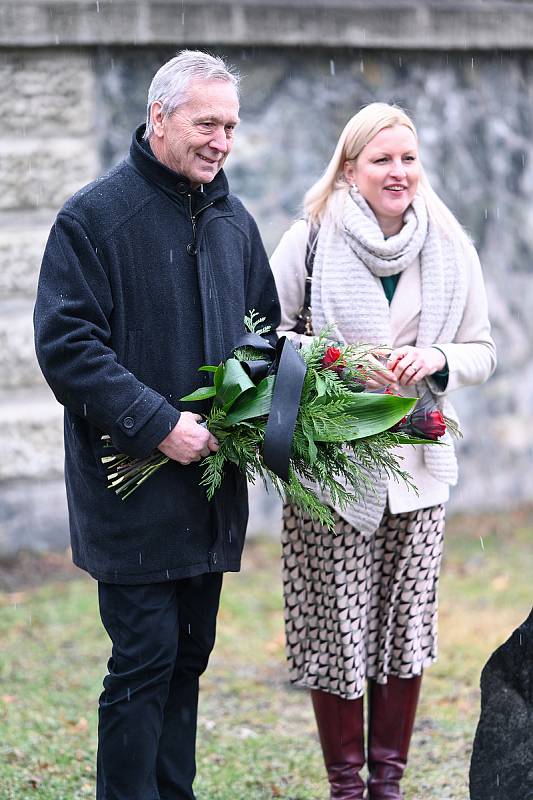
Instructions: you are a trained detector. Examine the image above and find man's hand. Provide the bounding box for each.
[158,412,219,465]
[387,346,447,387]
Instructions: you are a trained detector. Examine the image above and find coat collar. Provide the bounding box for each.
[129,123,230,206]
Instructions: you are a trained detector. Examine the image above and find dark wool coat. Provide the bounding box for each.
[34,125,280,584]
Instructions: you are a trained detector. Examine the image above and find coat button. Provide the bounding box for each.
[211,552,218,565]
[123,416,134,429]
[176,181,189,194]
[187,243,197,256]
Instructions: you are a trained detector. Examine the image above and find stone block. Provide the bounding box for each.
[0,300,42,388]
[0,137,98,211]
[0,477,69,559]
[0,50,95,136]
[0,223,50,297]
[0,389,64,480]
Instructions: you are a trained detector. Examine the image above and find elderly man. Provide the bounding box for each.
[34,50,280,800]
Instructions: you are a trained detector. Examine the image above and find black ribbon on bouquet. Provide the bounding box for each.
[230,333,307,483]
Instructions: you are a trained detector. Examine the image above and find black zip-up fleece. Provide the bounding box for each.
[34,125,280,584]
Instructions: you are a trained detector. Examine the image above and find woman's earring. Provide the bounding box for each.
[351,184,359,192]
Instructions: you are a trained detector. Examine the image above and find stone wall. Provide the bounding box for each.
[0,49,99,556]
[1,0,532,557]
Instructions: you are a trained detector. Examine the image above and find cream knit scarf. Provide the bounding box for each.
[310,189,468,534]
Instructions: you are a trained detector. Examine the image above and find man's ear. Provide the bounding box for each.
[150,101,165,138]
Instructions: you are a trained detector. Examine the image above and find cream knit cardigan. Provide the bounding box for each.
[270,213,496,531]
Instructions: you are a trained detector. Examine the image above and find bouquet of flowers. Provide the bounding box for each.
[102,312,450,530]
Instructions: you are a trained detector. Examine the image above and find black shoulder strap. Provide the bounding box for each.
[302,221,319,312]
[291,221,319,335]
[305,222,319,276]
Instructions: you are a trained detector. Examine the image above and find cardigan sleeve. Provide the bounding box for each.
[426,243,497,395]
[269,219,315,347]
[34,212,180,459]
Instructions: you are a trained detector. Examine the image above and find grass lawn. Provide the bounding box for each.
[1,508,532,799]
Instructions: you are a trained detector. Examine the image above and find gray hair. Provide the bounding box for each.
[144,50,240,139]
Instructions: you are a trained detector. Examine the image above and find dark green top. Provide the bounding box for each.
[380,274,449,389]
[381,274,400,305]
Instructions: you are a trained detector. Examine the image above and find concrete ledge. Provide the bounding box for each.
[0,1,532,50]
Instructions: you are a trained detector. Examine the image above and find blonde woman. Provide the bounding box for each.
[270,103,496,799]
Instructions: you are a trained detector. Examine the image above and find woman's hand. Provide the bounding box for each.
[387,346,446,387]
[363,349,400,391]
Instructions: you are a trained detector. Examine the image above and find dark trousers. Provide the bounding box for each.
[96,572,223,800]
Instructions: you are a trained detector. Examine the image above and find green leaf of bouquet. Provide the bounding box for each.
[343,393,416,440]
[310,415,361,442]
[301,419,318,464]
[392,433,445,446]
[216,358,256,412]
[214,362,225,394]
[315,374,327,397]
[198,365,218,373]
[222,376,275,426]
[180,386,217,402]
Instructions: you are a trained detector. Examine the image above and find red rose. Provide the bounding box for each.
[322,347,347,377]
[322,346,343,369]
[413,409,446,440]
[392,407,446,440]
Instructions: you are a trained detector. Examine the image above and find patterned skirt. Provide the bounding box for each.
[281,502,445,699]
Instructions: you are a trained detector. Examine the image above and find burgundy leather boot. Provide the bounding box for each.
[310,689,366,800]
[367,675,422,799]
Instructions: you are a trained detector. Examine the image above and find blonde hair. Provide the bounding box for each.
[304,102,470,246]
